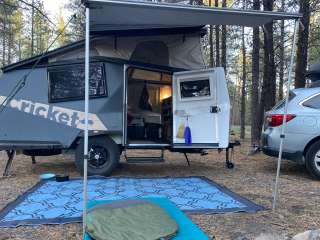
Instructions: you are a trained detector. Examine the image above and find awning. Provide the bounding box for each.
[84,0,301,32]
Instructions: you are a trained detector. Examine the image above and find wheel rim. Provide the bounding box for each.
[314,150,320,172]
[88,145,110,169]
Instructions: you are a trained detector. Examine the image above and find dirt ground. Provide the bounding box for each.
[0,141,319,240]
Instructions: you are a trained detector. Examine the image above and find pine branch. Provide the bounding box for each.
[14,0,56,27]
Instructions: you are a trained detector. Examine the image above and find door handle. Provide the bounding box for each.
[210,106,220,113]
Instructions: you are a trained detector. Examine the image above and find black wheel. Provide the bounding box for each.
[226,162,234,169]
[75,136,120,176]
[306,140,320,179]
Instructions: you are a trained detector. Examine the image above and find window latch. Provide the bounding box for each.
[210,106,220,113]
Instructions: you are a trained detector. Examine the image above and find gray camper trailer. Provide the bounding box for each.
[0,28,233,176]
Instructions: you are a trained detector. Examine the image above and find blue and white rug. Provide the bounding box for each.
[0,176,263,227]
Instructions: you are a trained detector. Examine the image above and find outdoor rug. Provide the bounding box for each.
[0,176,263,227]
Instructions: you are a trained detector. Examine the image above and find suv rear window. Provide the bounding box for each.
[273,91,296,110]
[302,94,320,109]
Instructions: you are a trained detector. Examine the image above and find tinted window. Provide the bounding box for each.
[274,91,296,110]
[303,94,320,109]
[48,63,107,102]
[180,79,211,99]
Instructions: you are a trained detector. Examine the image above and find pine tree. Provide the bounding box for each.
[261,0,276,115]
[221,0,227,72]
[295,0,310,88]
[240,0,247,140]
[65,0,85,41]
[251,0,260,145]
[214,0,220,66]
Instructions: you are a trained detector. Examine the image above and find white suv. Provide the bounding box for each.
[262,87,320,179]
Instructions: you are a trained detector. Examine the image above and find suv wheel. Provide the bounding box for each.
[75,136,120,176]
[306,140,320,179]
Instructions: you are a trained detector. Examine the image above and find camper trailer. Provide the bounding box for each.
[0,27,232,176]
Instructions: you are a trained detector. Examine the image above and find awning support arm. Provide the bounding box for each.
[83,7,90,237]
[272,19,299,211]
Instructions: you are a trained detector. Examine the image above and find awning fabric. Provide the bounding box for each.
[84,0,301,32]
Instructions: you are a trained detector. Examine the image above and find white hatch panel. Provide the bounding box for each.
[172,68,230,148]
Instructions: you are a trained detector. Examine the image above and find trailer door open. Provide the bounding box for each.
[172,68,229,148]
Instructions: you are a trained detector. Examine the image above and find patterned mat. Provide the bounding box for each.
[0,176,263,227]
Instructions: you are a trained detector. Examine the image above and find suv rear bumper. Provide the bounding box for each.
[262,147,304,164]
[262,131,305,164]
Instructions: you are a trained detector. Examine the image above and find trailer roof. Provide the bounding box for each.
[2,26,202,73]
[3,55,185,74]
[84,0,301,31]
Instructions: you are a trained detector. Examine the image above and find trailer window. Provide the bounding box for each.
[180,79,211,99]
[48,63,107,102]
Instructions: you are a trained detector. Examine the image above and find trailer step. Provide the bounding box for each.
[126,143,169,149]
[126,156,165,163]
[124,149,165,164]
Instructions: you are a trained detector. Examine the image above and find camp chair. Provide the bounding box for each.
[84,197,209,240]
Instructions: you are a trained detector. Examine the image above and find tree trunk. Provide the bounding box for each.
[261,0,276,118]
[214,0,220,67]
[2,9,7,67]
[295,0,310,88]
[31,0,35,56]
[240,25,246,140]
[221,0,227,72]
[18,38,22,61]
[209,0,214,67]
[209,25,214,67]
[278,0,285,101]
[251,0,260,146]
[7,21,12,64]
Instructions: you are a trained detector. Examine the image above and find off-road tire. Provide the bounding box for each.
[75,136,119,176]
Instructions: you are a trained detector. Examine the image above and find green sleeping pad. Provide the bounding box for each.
[86,199,178,240]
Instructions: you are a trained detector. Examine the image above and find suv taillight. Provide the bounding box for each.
[266,114,296,127]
